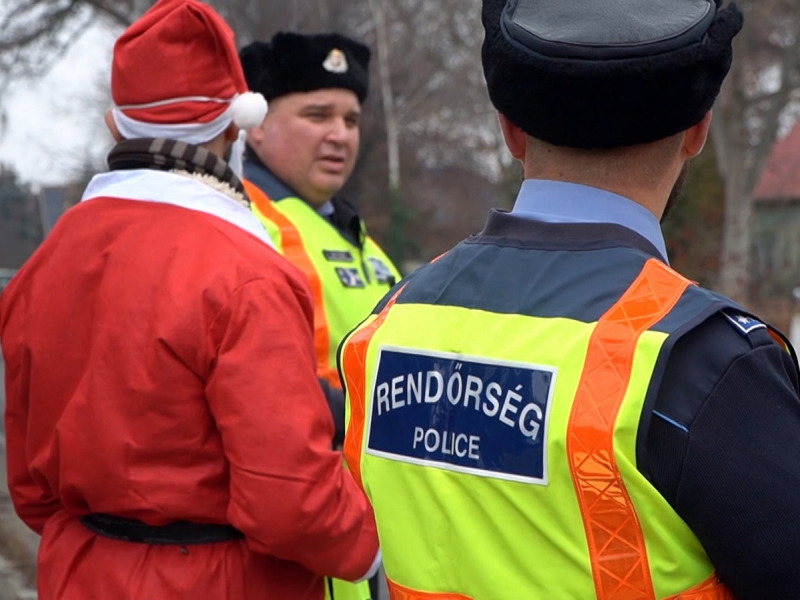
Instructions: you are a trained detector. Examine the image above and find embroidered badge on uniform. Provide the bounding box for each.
[368,257,396,285]
[323,249,355,262]
[336,267,366,288]
[722,310,767,336]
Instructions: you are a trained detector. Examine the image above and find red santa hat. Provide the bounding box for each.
[110,0,267,144]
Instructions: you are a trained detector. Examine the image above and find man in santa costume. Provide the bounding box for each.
[0,1,380,598]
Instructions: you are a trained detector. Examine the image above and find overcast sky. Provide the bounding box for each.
[0,23,117,188]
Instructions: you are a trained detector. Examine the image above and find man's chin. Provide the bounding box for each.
[313,173,347,193]
[316,163,347,177]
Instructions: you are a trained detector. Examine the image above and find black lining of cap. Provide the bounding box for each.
[501,0,715,60]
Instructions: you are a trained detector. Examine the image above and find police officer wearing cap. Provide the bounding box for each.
[239,31,401,451]
[239,33,400,600]
[339,1,800,598]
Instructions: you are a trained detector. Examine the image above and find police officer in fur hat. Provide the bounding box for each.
[338,1,800,598]
[239,32,400,600]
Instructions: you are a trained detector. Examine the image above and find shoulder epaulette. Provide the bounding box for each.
[720,309,767,337]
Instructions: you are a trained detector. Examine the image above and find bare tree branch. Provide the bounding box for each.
[81,0,138,27]
[0,1,83,52]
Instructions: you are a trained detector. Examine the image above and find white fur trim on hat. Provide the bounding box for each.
[112,106,234,144]
[230,92,268,130]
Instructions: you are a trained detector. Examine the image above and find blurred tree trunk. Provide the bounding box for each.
[712,0,800,303]
[368,0,400,193]
[367,0,410,264]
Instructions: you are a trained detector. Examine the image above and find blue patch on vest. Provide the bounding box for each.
[336,267,366,288]
[721,310,766,336]
[367,257,396,286]
[366,347,556,485]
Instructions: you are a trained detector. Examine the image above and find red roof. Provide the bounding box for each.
[753,120,800,201]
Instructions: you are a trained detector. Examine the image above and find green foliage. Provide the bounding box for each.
[386,185,418,272]
[661,140,724,288]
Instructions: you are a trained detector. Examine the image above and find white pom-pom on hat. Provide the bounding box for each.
[231,92,268,129]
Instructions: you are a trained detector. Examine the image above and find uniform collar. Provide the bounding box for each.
[511,179,669,263]
[243,148,337,219]
[243,149,298,204]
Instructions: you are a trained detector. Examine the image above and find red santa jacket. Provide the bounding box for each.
[0,169,379,600]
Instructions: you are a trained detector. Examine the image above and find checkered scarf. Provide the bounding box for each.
[106,138,248,203]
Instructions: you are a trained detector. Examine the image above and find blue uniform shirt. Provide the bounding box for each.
[511,179,669,264]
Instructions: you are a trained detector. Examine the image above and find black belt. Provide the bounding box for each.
[79,513,244,545]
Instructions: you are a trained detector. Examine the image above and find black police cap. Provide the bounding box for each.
[482,0,743,148]
[240,32,371,104]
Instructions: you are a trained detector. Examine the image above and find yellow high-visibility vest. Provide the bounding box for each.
[245,180,400,390]
[246,180,394,600]
[341,252,736,600]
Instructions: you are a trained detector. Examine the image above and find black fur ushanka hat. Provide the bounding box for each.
[240,32,371,103]
[481,0,743,148]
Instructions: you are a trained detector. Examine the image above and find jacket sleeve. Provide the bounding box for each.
[318,377,345,448]
[1,296,60,534]
[204,274,378,581]
[648,314,800,599]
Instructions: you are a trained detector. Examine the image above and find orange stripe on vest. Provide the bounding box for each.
[387,577,472,600]
[342,286,405,491]
[567,258,732,600]
[244,180,339,388]
[568,258,687,599]
[665,574,734,600]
